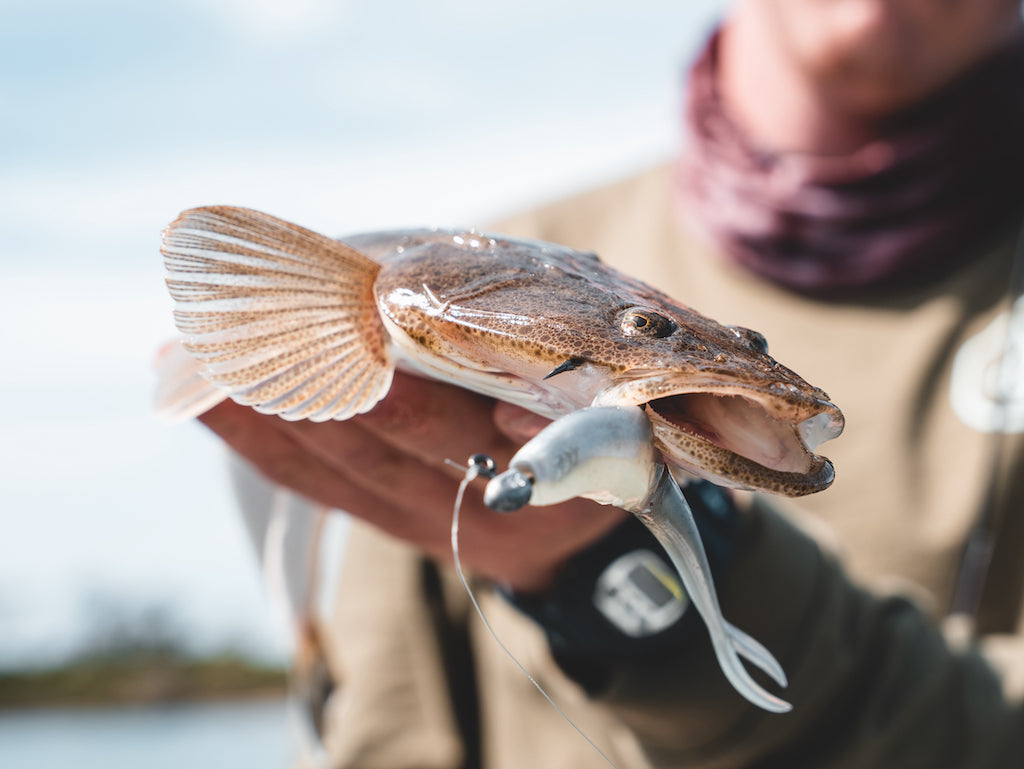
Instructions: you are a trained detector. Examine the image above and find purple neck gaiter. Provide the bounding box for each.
[677,30,1024,294]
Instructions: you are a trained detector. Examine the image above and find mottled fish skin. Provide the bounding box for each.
[360,229,843,495]
[370,231,828,409]
[162,208,844,497]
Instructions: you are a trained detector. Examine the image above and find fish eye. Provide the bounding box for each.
[620,307,676,338]
[730,325,770,354]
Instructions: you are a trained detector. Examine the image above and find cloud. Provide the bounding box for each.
[179,0,350,41]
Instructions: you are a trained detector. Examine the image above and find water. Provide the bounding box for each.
[0,699,294,769]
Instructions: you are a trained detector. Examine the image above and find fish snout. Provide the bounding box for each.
[797,401,844,452]
[634,384,845,497]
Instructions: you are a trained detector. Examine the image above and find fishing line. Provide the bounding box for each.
[446,455,620,769]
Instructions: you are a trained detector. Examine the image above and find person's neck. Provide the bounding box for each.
[676,20,1024,293]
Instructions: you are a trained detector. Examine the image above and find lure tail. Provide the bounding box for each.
[636,470,791,713]
[485,407,791,713]
[161,206,393,422]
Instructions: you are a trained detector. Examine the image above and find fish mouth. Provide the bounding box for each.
[596,381,844,497]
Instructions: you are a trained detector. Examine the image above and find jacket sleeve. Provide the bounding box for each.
[596,498,1024,768]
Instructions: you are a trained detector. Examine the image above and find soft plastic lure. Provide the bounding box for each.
[484,406,790,713]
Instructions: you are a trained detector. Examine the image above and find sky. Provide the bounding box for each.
[0,0,726,667]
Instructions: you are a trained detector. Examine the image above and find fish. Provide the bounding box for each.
[161,206,846,714]
[160,206,844,497]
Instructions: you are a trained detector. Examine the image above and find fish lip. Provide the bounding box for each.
[646,403,837,496]
[594,375,843,497]
[595,374,841,420]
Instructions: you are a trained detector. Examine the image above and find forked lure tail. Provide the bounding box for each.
[633,468,790,713]
[484,406,791,713]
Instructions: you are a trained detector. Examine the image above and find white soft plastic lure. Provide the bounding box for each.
[159,206,844,711]
[484,406,791,712]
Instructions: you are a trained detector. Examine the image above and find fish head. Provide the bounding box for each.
[372,230,844,497]
[592,322,845,498]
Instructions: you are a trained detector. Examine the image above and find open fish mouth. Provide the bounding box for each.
[595,381,844,497]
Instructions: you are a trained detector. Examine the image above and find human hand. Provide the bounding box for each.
[198,371,628,592]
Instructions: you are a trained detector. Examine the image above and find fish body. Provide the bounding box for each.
[162,207,843,497]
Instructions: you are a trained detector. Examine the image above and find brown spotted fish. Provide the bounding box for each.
[161,206,843,497]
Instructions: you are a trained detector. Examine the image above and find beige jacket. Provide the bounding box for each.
[316,165,1024,768]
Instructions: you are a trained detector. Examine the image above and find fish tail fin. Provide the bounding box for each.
[162,206,393,422]
[154,339,228,422]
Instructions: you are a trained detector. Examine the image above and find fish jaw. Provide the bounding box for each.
[593,374,844,496]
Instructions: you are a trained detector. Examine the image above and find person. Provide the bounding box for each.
[193,1,1024,766]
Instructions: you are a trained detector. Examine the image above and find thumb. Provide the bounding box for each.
[492,402,552,444]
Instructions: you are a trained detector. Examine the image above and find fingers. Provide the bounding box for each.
[196,374,630,590]
[197,400,382,514]
[198,398,462,552]
[353,373,521,468]
[277,372,535,488]
[492,400,552,443]
[204,373,534,499]
[271,372,520,522]
[197,391,510,571]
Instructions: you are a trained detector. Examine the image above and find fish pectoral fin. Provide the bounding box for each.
[153,338,228,422]
[163,206,393,422]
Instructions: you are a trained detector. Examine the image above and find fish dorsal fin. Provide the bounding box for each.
[162,206,393,422]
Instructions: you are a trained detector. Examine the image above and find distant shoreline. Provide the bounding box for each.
[0,654,287,710]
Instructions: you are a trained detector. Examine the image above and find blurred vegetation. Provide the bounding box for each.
[0,654,286,708]
[0,595,287,709]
